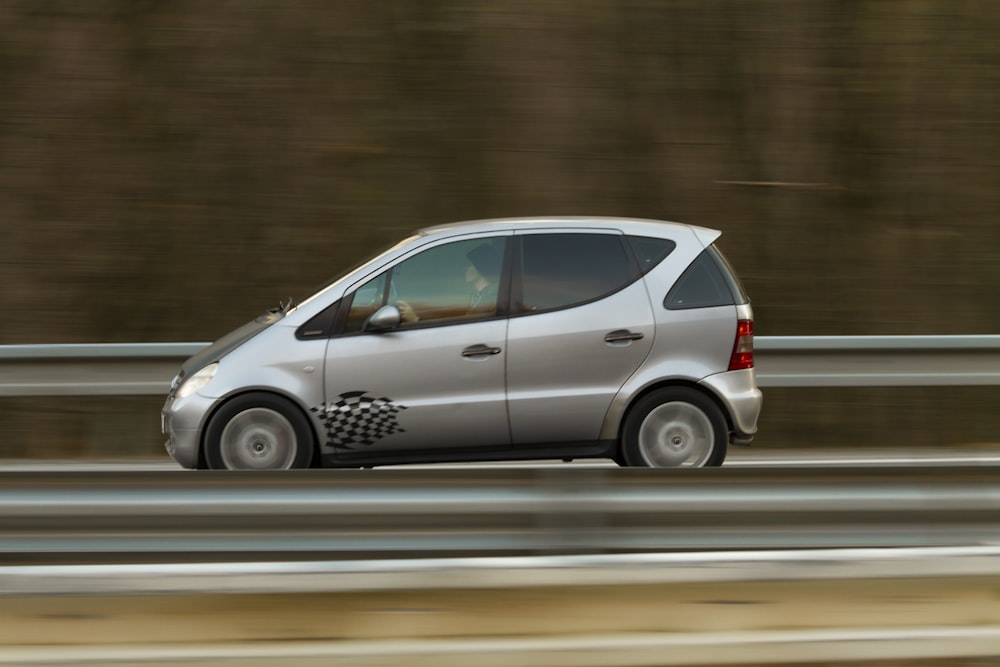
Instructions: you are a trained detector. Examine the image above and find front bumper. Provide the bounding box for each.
[161,391,217,469]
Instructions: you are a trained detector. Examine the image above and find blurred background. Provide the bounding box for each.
[2,1,999,459]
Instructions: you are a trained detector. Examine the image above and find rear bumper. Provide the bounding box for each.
[700,368,763,441]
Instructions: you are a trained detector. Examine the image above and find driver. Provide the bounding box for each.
[397,243,502,322]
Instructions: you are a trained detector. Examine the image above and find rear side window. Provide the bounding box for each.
[626,236,676,274]
[515,233,634,313]
[665,246,748,310]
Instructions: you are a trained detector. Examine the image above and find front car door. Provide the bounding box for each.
[318,234,512,461]
[505,230,656,447]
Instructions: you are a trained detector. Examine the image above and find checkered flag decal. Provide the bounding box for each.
[312,391,408,450]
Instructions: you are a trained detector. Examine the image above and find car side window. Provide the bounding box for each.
[664,245,746,309]
[627,235,676,274]
[344,272,389,332]
[514,233,634,314]
[344,237,507,333]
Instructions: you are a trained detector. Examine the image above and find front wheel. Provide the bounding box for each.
[620,388,727,468]
[203,393,315,470]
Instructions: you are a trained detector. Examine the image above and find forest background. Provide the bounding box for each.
[2,1,999,458]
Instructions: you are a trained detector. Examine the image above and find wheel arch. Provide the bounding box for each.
[197,388,321,469]
[614,379,736,453]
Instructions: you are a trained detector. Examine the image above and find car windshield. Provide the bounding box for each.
[295,234,423,309]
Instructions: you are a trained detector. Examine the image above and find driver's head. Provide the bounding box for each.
[466,244,502,282]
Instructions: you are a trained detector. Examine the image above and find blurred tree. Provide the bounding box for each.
[1,1,999,457]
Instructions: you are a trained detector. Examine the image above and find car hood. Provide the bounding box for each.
[179,310,283,378]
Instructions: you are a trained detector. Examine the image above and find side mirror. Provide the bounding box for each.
[364,304,402,332]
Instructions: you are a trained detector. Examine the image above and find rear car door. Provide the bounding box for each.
[505,230,656,446]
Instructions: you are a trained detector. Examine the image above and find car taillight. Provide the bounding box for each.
[728,319,754,371]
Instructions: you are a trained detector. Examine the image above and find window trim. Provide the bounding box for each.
[295,300,342,340]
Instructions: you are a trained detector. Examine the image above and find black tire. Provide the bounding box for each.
[203,392,315,470]
[621,387,727,468]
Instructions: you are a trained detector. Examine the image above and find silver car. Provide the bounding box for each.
[162,217,761,469]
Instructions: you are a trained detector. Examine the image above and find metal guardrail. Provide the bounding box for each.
[2,471,1000,665]
[3,468,998,561]
[2,335,1000,396]
[756,334,1000,387]
[5,545,1000,596]
[4,339,998,664]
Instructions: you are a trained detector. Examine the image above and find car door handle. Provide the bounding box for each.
[462,344,502,357]
[604,330,644,343]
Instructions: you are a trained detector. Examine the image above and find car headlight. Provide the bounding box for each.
[175,363,219,399]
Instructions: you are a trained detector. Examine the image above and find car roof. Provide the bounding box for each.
[417,216,721,246]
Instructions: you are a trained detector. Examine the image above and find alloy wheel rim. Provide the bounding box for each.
[638,401,714,467]
[219,407,297,469]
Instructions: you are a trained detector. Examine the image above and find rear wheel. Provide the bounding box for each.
[204,393,315,470]
[621,387,727,468]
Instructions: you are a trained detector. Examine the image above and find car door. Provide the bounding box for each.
[505,230,655,446]
[319,234,512,457]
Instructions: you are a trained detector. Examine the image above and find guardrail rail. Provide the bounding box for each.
[3,467,998,560]
[3,335,1000,396]
[2,470,1000,665]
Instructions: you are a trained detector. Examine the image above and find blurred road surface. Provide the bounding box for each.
[2,448,999,471]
